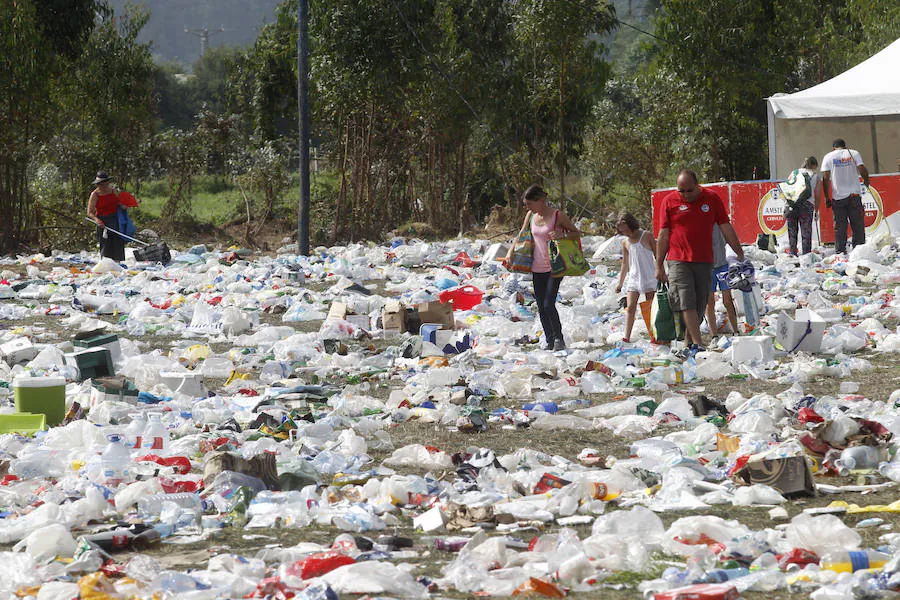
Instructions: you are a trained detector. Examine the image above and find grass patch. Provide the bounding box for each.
[133,171,341,235]
[134,175,243,226]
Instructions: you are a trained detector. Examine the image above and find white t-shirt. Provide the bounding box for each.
[821,148,864,199]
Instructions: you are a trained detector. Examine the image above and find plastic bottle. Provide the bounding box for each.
[204,471,268,499]
[626,377,646,388]
[835,446,881,472]
[434,537,469,552]
[261,361,291,383]
[703,567,750,582]
[878,461,900,483]
[79,526,161,552]
[142,412,168,453]
[125,413,146,450]
[137,492,204,517]
[100,433,132,486]
[522,402,559,414]
[820,549,891,573]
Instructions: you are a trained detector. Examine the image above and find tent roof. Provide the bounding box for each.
[767,38,900,119]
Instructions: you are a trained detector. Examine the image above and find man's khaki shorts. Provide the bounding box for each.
[667,261,713,316]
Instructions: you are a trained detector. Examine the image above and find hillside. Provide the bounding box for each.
[107,0,280,67]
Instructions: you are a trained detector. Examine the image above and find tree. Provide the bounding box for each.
[508,0,617,202]
[0,0,100,251]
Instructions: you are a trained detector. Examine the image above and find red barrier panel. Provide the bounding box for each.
[653,173,900,245]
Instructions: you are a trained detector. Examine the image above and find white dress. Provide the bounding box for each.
[623,231,656,293]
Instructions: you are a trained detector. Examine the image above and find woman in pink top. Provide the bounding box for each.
[515,185,580,351]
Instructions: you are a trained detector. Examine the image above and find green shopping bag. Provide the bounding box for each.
[651,282,678,342]
[549,238,590,278]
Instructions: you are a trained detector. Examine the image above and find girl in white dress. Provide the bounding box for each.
[614,212,657,342]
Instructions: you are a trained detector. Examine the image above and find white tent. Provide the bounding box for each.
[766,38,900,178]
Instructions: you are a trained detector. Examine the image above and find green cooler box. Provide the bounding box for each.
[12,375,67,427]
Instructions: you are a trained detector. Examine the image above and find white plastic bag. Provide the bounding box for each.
[321,562,427,598]
[12,523,75,561]
[221,306,252,336]
[783,512,861,555]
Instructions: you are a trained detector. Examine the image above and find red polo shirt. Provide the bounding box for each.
[660,187,729,263]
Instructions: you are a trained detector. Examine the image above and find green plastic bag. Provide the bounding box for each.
[651,283,678,342]
[549,238,590,278]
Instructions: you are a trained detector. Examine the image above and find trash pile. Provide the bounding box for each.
[0,233,900,599]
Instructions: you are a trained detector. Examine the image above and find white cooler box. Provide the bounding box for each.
[776,309,826,353]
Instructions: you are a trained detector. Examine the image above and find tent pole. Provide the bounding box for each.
[766,102,777,179]
[870,117,880,174]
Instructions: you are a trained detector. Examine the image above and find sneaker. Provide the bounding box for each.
[675,344,704,359]
[553,338,566,351]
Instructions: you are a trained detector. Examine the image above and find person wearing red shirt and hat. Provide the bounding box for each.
[655,170,744,357]
[86,170,139,261]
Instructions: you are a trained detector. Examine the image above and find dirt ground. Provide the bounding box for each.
[2,252,899,599]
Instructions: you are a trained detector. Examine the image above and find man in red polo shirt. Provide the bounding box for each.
[655,170,744,356]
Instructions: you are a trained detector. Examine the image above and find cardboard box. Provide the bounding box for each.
[90,376,140,409]
[735,455,816,496]
[415,300,454,330]
[381,300,407,333]
[327,301,347,321]
[776,308,825,353]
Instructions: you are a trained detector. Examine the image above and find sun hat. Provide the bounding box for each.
[92,171,113,185]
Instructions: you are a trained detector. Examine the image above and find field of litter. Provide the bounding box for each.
[1,234,900,599]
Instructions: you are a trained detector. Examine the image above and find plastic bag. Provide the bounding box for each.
[320,561,427,598]
[783,512,861,556]
[12,523,76,561]
[221,306,252,336]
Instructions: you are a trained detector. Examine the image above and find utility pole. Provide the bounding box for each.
[297,0,310,255]
[184,26,225,57]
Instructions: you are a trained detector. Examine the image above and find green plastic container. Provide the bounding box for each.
[68,347,115,381]
[13,375,66,426]
[0,412,46,435]
[74,332,121,364]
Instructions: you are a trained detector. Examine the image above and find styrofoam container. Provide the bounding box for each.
[159,371,207,398]
[731,335,774,364]
[1,338,39,366]
[777,309,826,353]
[483,242,508,263]
[13,376,66,426]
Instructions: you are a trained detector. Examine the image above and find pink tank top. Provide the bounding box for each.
[530,210,558,272]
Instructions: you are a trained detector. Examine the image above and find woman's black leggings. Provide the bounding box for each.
[532,271,562,343]
[97,212,126,261]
